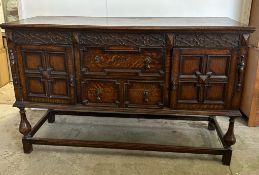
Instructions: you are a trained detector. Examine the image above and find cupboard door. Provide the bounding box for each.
[170,48,237,110]
[17,45,75,104]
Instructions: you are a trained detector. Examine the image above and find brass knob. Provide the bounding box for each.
[95,55,102,63]
[96,88,102,102]
[143,90,150,103]
[144,57,152,70]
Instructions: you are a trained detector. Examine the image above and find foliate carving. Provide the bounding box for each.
[79,32,166,47]
[175,33,240,48]
[8,49,15,65]
[13,30,72,45]
[8,49,20,86]
[237,55,245,91]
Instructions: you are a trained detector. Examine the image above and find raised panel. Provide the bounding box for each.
[80,47,164,77]
[125,81,164,108]
[23,50,44,72]
[206,83,225,103]
[178,82,198,102]
[81,79,120,107]
[180,55,203,75]
[207,56,230,76]
[49,52,67,72]
[50,78,69,98]
[26,77,46,97]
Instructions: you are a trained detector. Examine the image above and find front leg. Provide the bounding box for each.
[19,107,33,153]
[19,108,31,135]
[222,116,238,165]
[223,117,236,147]
[47,110,55,123]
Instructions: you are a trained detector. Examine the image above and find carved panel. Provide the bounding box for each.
[13,30,72,45]
[174,33,240,48]
[79,32,166,47]
[125,80,164,108]
[80,47,165,77]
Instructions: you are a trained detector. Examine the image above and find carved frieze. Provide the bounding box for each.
[13,30,72,45]
[79,32,166,47]
[174,33,240,48]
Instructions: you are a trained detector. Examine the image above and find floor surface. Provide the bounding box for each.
[0,83,259,175]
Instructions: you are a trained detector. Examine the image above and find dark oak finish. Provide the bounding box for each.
[0,16,255,166]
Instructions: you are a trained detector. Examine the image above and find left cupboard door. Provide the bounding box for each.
[16,45,75,104]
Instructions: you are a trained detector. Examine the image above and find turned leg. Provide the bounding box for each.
[19,108,31,135]
[47,110,55,123]
[19,108,33,153]
[223,117,236,147]
[208,116,216,130]
[222,117,237,165]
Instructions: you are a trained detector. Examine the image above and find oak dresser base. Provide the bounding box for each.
[20,109,238,166]
[1,16,253,167]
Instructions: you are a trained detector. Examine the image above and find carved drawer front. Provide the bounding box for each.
[124,80,164,108]
[80,47,165,77]
[171,48,237,110]
[81,79,121,107]
[17,45,75,104]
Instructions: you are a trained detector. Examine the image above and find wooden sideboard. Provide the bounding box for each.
[0,17,255,165]
[241,0,259,126]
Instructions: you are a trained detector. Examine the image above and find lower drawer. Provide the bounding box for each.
[80,79,165,109]
[81,79,121,107]
[124,80,164,108]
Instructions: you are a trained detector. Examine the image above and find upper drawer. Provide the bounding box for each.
[80,47,165,77]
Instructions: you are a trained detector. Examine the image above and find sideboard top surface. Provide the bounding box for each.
[0,16,255,32]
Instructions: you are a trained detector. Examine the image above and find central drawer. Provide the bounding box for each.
[80,47,165,77]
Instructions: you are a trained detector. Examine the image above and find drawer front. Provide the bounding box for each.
[80,47,165,77]
[125,80,164,108]
[16,45,75,104]
[170,48,237,110]
[81,79,121,107]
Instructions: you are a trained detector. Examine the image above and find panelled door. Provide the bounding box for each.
[16,45,75,104]
[170,48,237,110]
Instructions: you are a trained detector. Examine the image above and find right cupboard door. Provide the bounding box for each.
[170,48,239,110]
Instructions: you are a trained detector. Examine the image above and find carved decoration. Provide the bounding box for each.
[80,47,165,77]
[8,49,20,86]
[79,32,166,47]
[13,30,72,45]
[237,55,246,91]
[9,49,15,65]
[195,71,213,102]
[175,33,240,48]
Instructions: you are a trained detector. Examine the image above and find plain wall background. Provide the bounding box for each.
[17,0,252,23]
